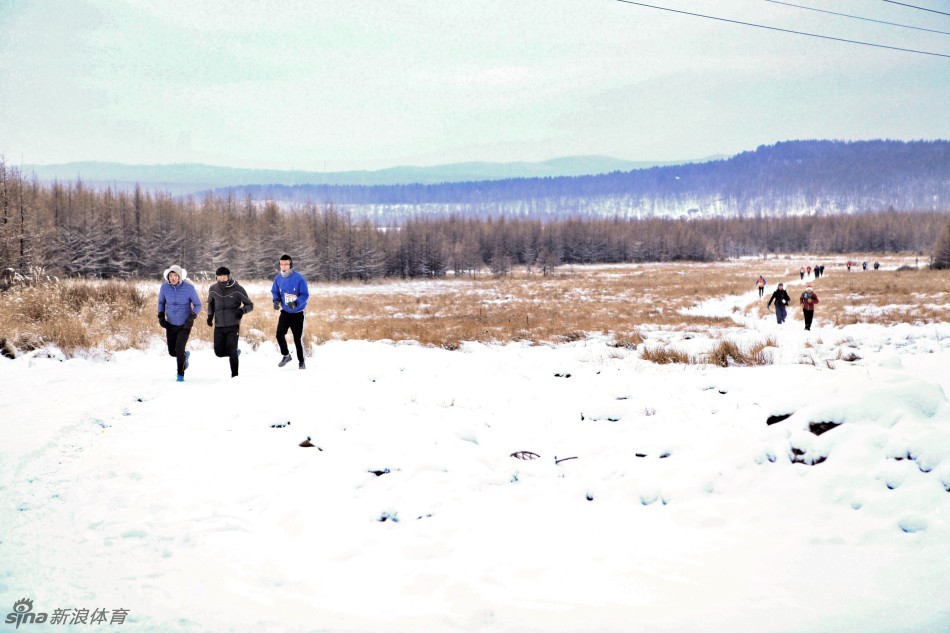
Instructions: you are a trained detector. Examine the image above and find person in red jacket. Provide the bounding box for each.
[800,283,820,331]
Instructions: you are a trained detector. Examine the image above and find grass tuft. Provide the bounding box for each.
[610,330,643,349]
[707,339,774,367]
[641,345,692,365]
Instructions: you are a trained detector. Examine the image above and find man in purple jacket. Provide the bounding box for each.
[157,264,202,382]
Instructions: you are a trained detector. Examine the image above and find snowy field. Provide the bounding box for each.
[2,273,949,633]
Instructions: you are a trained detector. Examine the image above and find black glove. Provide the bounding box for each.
[236,308,244,319]
[158,312,168,329]
[273,299,281,310]
[185,313,197,328]
[287,300,297,310]
[207,315,214,327]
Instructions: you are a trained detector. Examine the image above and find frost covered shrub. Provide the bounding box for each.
[0,265,50,291]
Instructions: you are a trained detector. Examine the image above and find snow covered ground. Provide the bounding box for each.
[2,277,949,633]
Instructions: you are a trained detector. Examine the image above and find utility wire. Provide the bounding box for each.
[615,0,950,58]
[765,0,950,36]
[882,1,950,18]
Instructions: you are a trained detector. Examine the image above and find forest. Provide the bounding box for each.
[1,158,948,282]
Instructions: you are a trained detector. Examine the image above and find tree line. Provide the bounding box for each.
[1,159,948,282]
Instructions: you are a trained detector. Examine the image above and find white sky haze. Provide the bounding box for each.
[0,0,948,171]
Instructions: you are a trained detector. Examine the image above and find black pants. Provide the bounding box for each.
[758,287,764,297]
[165,324,192,375]
[214,325,240,377]
[276,310,305,361]
[803,309,814,330]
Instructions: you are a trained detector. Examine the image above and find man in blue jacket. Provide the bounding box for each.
[157,264,202,381]
[271,254,309,369]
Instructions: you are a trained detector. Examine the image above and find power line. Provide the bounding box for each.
[882,1,950,17]
[765,0,950,36]
[614,0,950,58]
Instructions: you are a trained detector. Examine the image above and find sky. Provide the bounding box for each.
[0,0,948,171]
[2,264,949,631]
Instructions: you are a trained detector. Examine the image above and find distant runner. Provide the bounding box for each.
[800,283,820,331]
[767,283,791,324]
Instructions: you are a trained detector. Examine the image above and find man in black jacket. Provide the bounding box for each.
[207,266,254,377]
[767,283,791,324]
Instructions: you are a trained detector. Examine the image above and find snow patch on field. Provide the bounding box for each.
[2,310,950,632]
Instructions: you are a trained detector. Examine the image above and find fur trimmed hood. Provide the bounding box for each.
[163,265,187,283]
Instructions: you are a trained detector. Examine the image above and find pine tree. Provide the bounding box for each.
[932,216,950,269]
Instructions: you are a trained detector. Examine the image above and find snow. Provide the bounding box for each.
[2,280,950,632]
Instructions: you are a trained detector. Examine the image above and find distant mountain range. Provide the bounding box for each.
[18,141,949,220]
[19,155,722,195]
[206,140,950,220]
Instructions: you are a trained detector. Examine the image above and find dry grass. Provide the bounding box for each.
[0,280,154,353]
[640,345,692,365]
[706,339,774,367]
[609,330,644,349]
[639,336,776,367]
[1,257,947,357]
[814,267,950,326]
[0,279,278,356]
[308,263,740,349]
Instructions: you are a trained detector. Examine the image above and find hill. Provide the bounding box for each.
[19,155,706,195]
[210,140,949,219]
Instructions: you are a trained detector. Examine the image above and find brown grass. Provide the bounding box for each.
[706,339,774,367]
[640,345,692,365]
[0,280,154,353]
[1,257,947,357]
[609,330,644,349]
[810,267,950,326]
[309,263,738,348]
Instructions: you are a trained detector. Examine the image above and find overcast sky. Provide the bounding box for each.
[0,0,948,171]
